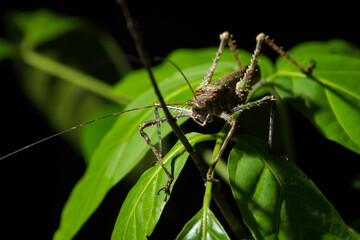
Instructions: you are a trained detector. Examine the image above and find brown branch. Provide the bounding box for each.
[116,1,247,238]
[116,0,207,179]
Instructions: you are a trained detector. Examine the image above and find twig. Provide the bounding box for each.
[117,1,246,238]
[116,0,208,178]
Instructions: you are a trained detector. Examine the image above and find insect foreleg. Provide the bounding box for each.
[138,112,191,194]
[154,105,163,158]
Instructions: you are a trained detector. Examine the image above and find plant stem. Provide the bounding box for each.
[202,137,221,239]
[21,49,131,105]
[202,150,229,185]
[205,134,248,239]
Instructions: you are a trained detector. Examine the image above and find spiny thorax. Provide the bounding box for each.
[192,70,245,116]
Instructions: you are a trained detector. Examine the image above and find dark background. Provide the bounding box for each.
[0,0,359,239]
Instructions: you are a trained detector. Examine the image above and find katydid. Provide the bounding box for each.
[0,29,314,195]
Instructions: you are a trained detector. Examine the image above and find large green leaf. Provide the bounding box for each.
[54,48,249,240]
[111,133,216,239]
[80,104,122,164]
[176,208,230,240]
[53,41,357,238]
[269,40,360,154]
[228,135,352,240]
[110,138,190,240]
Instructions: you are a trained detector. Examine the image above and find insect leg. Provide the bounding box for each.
[268,100,276,152]
[200,32,231,88]
[155,105,193,158]
[154,105,163,158]
[259,33,315,74]
[139,112,191,194]
[236,33,265,102]
[233,95,277,150]
[206,113,238,182]
[227,34,242,69]
[232,95,276,113]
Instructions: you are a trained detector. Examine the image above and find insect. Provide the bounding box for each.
[136,31,314,194]
[0,7,313,196]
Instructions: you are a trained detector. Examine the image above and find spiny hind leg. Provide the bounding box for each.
[236,33,265,102]
[200,32,243,87]
[236,33,315,102]
[259,33,315,74]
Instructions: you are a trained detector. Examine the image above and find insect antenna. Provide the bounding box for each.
[154,57,198,102]
[0,104,182,161]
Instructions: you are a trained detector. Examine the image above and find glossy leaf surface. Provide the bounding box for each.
[269,40,360,154]
[52,39,360,239]
[54,48,248,240]
[228,135,352,240]
[176,208,230,240]
[111,133,217,239]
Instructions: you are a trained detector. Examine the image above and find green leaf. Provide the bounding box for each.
[110,140,189,240]
[11,9,83,48]
[228,135,352,240]
[176,208,230,240]
[53,51,240,239]
[280,39,360,58]
[270,40,360,154]
[80,104,122,164]
[53,46,272,239]
[111,133,215,240]
[349,228,360,240]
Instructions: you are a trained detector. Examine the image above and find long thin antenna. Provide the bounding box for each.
[0,104,183,161]
[123,55,198,101]
[154,57,198,102]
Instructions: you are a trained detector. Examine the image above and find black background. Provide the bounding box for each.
[0,0,359,239]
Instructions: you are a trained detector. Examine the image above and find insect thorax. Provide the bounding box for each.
[187,70,246,123]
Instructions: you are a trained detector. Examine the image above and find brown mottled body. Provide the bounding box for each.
[193,70,245,116]
[187,66,260,125]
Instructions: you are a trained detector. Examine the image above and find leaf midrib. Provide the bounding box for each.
[268,70,360,101]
